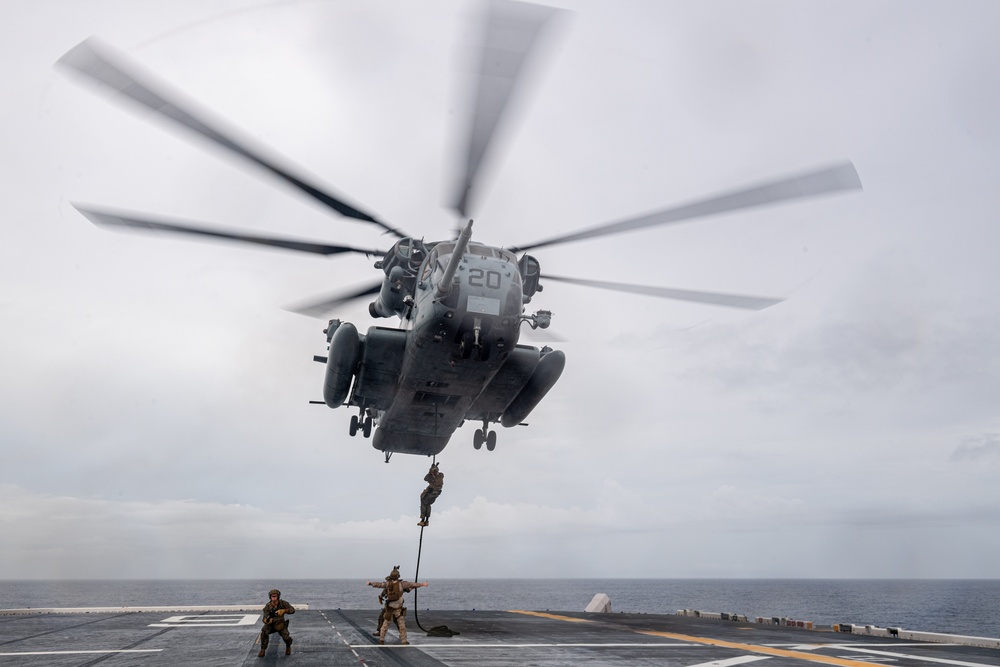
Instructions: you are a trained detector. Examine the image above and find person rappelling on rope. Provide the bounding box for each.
[367,566,428,645]
[417,463,444,527]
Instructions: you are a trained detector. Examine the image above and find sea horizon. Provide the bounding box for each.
[3,578,998,639]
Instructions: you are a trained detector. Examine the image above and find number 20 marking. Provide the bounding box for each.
[468,269,501,289]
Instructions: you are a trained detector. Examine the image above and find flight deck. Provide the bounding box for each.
[2,607,998,667]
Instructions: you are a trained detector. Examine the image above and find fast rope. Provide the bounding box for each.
[412,456,458,637]
[412,454,432,633]
[412,522,429,633]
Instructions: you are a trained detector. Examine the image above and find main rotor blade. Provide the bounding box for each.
[452,0,563,218]
[285,281,383,318]
[511,162,862,253]
[57,37,407,239]
[74,204,385,257]
[543,274,783,310]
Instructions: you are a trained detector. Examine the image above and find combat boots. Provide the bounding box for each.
[257,649,265,657]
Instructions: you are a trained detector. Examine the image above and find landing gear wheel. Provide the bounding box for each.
[349,415,359,437]
[363,417,372,438]
[473,429,484,450]
[486,430,497,451]
[460,332,474,360]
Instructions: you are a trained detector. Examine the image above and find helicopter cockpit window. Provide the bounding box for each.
[465,243,516,263]
[427,243,456,282]
[382,237,427,276]
[402,239,425,271]
[467,242,490,257]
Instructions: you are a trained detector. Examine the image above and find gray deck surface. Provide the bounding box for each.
[1,608,997,666]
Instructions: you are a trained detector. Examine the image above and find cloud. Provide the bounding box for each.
[950,433,1000,463]
[4,0,1000,582]
[6,475,998,580]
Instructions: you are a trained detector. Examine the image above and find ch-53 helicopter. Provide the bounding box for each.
[57,1,861,460]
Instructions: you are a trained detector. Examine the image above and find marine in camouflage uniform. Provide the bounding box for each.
[258,589,295,657]
[418,463,444,527]
[367,566,428,644]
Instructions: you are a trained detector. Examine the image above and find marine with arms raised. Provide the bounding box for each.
[367,566,428,644]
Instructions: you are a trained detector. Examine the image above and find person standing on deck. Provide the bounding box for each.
[367,566,428,644]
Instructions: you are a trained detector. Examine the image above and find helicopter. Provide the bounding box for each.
[56,1,862,460]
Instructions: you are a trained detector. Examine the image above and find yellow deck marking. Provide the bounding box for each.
[508,610,596,623]
[508,611,885,667]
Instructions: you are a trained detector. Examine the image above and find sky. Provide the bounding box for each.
[2,0,999,583]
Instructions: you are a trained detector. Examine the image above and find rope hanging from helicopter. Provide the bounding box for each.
[412,521,429,633]
[412,454,433,633]
[411,454,456,636]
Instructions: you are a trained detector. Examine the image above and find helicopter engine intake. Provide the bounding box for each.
[369,265,409,318]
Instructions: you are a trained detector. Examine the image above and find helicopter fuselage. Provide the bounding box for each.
[322,225,564,456]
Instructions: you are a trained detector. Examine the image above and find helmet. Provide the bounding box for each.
[269,589,281,598]
[388,566,400,581]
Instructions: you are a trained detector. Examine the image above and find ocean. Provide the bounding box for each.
[2,579,997,639]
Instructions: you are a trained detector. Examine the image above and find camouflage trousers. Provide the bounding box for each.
[379,604,408,643]
[420,489,441,521]
[260,621,292,649]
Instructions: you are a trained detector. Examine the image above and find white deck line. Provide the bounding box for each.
[0,650,163,656]
[0,604,307,615]
[828,646,999,667]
